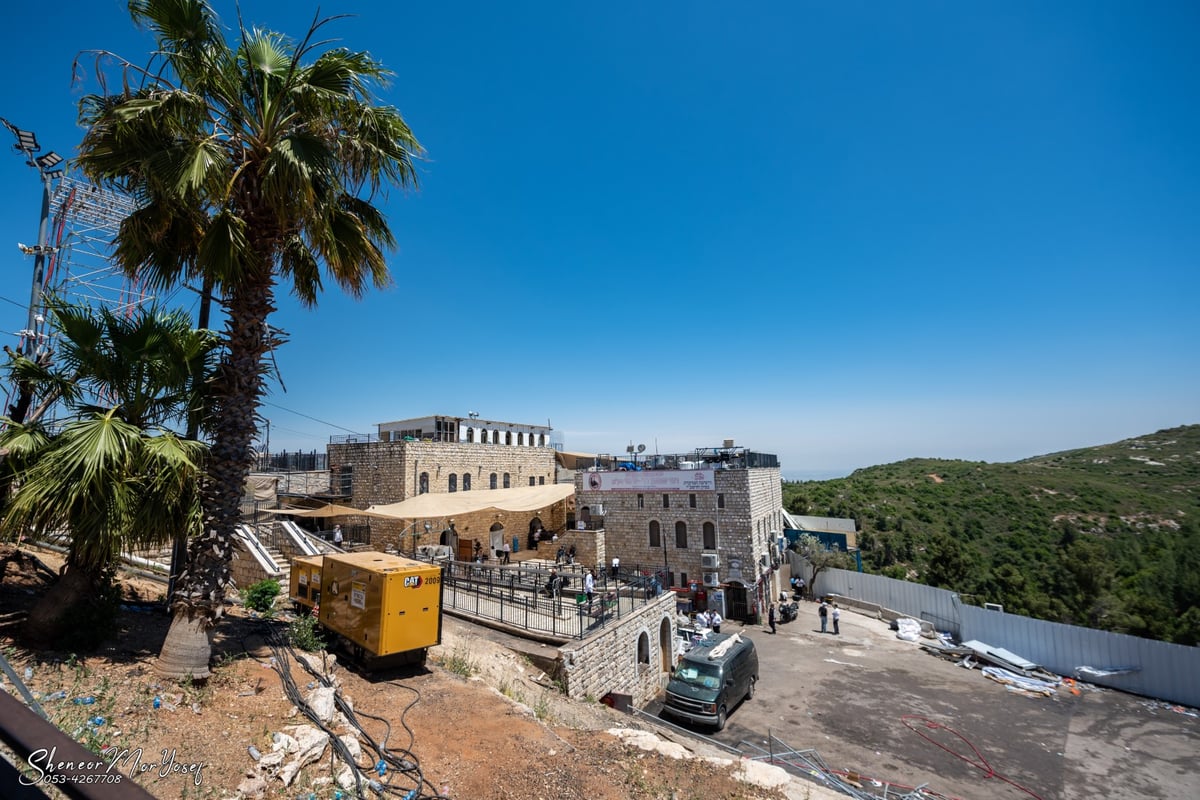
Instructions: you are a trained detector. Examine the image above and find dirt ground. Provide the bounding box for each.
[0,545,800,800]
[5,546,1198,800]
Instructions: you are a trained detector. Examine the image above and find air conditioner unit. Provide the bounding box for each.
[593,503,605,516]
[702,572,720,587]
[700,552,720,570]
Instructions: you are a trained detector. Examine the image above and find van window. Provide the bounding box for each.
[672,661,721,690]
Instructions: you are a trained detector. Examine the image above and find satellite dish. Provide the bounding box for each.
[637,443,646,453]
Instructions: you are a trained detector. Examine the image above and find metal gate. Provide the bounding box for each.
[726,585,750,622]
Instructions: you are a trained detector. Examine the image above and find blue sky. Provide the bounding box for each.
[1,1,1196,479]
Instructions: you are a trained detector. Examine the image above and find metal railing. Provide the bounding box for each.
[437,559,671,641]
[234,524,281,576]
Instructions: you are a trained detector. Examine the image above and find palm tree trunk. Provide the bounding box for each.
[24,562,97,645]
[157,280,275,679]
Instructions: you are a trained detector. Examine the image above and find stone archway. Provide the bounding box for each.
[489,522,506,559]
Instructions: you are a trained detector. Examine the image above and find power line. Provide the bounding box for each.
[260,399,363,435]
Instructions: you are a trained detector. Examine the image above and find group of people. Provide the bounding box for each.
[554,544,576,565]
[789,575,807,599]
[765,592,839,635]
[694,608,723,633]
[818,598,840,634]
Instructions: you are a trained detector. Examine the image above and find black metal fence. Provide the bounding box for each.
[439,559,671,641]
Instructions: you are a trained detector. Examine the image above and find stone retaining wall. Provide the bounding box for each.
[558,593,678,706]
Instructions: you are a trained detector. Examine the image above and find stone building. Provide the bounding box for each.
[326,415,568,553]
[574,443,785,623]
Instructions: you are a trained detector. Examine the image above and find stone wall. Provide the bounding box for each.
[557,593,678,706]
[532,529,602,570]
[574,468,783,594]
[328,441,565,550]
[228,539,282,592]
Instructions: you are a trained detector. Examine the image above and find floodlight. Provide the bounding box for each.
[35,151,63,170]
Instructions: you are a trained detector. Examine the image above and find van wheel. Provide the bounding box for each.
[715,705,727,732]
[746,677,756,700]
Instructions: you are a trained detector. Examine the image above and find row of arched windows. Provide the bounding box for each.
[647,520,717,549]
[420,471,543,494]
[463,429,549,446]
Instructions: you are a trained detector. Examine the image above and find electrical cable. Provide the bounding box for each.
[901,714,1044,800]
[263,624,447,799]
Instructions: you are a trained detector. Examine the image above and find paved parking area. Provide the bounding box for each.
[651,602,1200,800]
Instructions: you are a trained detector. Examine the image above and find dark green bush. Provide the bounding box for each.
[244,578,281,613]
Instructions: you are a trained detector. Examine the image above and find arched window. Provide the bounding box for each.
[503,472,511,488]
[538,434,546,446]
[419,472,429,494]
[466,427,475,443]
[505,431,512,445]
[637,631,650,665]
[489,472,497,489]
[518,432,525,445]
[675,521,688,549]
[703,522,716,550]
[463,473,471,491]
[448,474,457,493]
[648,520,661,548]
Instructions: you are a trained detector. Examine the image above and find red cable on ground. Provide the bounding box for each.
[902,714,1044,800]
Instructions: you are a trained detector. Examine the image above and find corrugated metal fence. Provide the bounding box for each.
[817,567,1200,708]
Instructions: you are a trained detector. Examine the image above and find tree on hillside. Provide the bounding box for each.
[0,303,214,646]
[794,533,854,597]
[75,0,421,677]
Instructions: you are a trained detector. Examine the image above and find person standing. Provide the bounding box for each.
[797,577,806,601]
[768,603,777,634]
[502,540,511,564]
[818,599,829,633]
[332,525,344,547]
[584,569,596,611]
[611,555,620,579]
[710,609,723,634]
[832,603,841,635]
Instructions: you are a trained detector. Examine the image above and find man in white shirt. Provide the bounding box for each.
[611,556,620,578]
[710,609,723,634]
[583,569,596,611]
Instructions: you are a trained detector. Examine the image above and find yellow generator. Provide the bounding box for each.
[316,552,443,665]
[288,555,325,613]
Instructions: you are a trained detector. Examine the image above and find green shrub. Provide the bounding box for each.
[244,579,281,613]
[287,613,326,652]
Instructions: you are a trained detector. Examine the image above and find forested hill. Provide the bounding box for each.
[782,425,1200,644]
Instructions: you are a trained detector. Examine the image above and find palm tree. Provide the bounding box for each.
[75,0,420,677]
[0,302,214,645]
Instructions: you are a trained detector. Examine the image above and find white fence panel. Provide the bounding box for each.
[817,566,1200,708]
[817,568,962,635]
[960,604,1200,708]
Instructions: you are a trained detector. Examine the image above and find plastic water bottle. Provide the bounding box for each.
[376,759,387,776]
[247,745,262,762]
[153,696,161,709]
[46,690,68,701]
[73,696,96,705]
[23,667,32,681]
[89,716,105,726]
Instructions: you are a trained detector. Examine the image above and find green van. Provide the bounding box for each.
[662,633,758,731]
